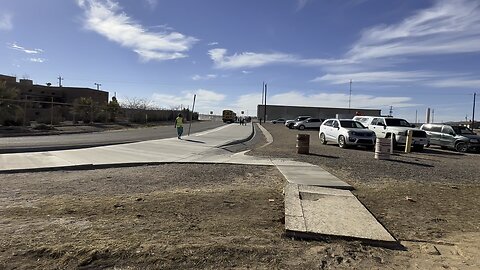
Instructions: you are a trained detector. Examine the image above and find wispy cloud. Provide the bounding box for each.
[77,0,198,61]
[207,42,219,46]
[209,0,480,92]
[191,74,218,81]
[0,13,13,31]
[29,58,46,63]
[426,77,480,88]
[209,48,349,69]
[348,0,480,60]
[9,43,43,54]
[296,0,310,11]
[145,0,158,10]
[313,71,440,84]
[152,89,226,112]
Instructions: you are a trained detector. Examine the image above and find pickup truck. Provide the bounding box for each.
[353,116,428,151]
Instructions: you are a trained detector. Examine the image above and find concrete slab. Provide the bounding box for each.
[285,183,397,245]
[271,159,317,167]
[276,165,353,190]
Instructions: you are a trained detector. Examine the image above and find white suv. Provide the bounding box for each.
[353,116,428,151]
[319,119,376,148]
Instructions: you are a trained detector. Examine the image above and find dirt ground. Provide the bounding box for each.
[0,123,479,269]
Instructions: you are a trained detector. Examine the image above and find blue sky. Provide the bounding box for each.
[1,0,479,122]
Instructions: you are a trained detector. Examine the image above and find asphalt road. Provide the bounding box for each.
[0,121,225,153]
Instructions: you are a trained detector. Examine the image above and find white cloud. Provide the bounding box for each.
[191,74,218,81]
[348,0,480,60]
[0,13,12,31]
[313,71,440,84]
[9,43,43,54]
[145,0,158,9]
[241,70,251,74]
[77,0,198,61]
[152,89,226,112]
[207,42,219,46]
[296,0,309,11]
[208,48,348,69]
[29,58,46,63]
[208,48,295,69]
[426,78,480,88]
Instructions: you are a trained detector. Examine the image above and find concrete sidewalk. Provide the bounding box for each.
[0,123,253,172]
[0,122,398,248]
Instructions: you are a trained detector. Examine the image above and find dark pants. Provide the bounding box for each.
[177,127,183,138]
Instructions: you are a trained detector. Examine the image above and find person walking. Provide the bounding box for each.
[174,113,184,139]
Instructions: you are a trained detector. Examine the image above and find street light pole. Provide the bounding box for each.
[348,79,352,109]
[473,92,476,128]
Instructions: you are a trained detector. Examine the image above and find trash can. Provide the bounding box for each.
[375,138,391,160]
[296,134,310,154]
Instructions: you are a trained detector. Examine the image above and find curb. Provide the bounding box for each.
[217,123,255,148]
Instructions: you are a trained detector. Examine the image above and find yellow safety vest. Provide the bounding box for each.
[175,117,183,127]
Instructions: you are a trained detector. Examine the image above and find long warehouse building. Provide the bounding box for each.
[257,104,381,121]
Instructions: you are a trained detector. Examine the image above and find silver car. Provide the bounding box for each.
[285,116,311,129]
[420,124,480,152]
[319,119,376,149]
[293,118,323,130]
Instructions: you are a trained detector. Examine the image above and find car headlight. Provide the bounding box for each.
[348,131,357,136]
[470,139,479,143]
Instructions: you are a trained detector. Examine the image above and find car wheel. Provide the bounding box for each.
[455,142,468,152]
[425,143,430,148]
[288,123,294,129]
[298,125,305,130]
[320,133,327,145]
[338,135,347,148]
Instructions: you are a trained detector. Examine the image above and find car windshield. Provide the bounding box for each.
[340,120,366,129]
[385,118,411,127]
[452,126,475,135]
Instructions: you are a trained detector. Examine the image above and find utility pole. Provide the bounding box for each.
[50,97,54,126]
[188,94,196,136]
[473,92,476,128]
[389,106,393,117]
[263,83,267,124]
[415,110,418,124]
[348,79,352,109]
[94,83,101,90]
[431,109,435,123]
[57,76,63,87]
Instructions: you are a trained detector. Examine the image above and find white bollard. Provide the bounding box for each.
[404,130,413,153]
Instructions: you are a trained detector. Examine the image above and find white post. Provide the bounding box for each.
[405,130,413,153]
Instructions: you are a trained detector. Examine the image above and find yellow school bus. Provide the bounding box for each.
[222,110,236,123]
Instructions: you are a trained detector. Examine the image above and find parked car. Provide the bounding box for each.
[353,116,428,151]
[293,118,323,130]
[285,116,312,129]
[319,119,376,148]
[271,118,286,124]
[420,124,480,152]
